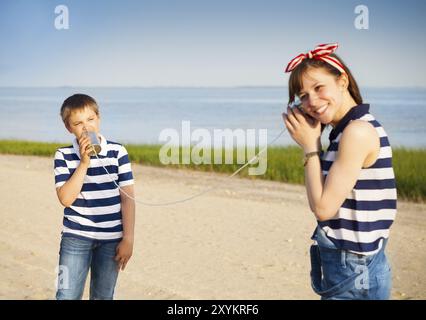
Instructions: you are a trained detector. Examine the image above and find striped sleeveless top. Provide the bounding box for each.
[317,104,397,255]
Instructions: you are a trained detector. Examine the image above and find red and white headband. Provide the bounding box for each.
[285,43,346,74]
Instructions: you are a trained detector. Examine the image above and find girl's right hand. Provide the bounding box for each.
[78,135,92,166]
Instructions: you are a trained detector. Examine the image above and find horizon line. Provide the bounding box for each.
[1,85,426,89]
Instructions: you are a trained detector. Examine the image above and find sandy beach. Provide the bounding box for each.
[0,154,425,300]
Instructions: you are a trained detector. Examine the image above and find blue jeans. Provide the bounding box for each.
[56,235,120,300]
[310,227,392,300]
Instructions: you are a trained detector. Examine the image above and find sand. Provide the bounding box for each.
[0,154,425,300]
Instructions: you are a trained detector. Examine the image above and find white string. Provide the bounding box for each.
[92,128,287,206]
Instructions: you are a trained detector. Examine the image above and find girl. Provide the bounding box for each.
[282,43,396,300]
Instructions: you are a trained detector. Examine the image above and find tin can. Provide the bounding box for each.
[82,129,101,156]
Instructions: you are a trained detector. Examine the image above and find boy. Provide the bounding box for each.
[54,94,135,300]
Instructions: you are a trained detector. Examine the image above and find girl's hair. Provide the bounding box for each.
[60,94,99,127]
[288,53,363,106]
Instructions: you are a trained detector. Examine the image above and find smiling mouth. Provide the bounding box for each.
[315,104,328,115]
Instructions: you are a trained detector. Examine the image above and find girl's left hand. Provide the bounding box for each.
[282,106,322,152]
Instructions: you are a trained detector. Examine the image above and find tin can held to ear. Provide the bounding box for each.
[82,128,101,156]
[288,95,303,111]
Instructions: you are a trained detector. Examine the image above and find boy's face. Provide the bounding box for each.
[66,106,100,139]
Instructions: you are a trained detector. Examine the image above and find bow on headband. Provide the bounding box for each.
[285,43,346,74]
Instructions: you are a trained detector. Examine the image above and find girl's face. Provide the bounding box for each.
[298,68,346,126]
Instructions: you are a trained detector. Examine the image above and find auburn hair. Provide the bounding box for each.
[288,53,362,106]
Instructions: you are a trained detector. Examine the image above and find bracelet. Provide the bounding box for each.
[303,151,321,166]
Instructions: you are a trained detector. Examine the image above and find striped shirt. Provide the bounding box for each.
[316,104,397,255]
[54,134,134,242]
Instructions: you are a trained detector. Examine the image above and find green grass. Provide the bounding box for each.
[0,140,65,157]
[1,139,425,202]
[392,148,426,202]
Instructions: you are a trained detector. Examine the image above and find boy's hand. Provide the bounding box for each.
[78,134,92,166]
[115,238,133,271]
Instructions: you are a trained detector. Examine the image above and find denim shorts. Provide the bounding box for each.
[310,227,392,300]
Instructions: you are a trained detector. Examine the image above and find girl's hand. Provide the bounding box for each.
[282,106,322,153]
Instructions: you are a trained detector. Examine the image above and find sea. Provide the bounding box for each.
[0,86,425,148]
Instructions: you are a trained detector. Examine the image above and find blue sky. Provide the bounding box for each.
[1,0,425,87]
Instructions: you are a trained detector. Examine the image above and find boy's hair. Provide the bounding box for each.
[60,94,99,127]
[288,53,363,106]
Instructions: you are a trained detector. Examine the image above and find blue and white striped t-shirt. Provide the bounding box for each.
[54,134,134,241]
[317,104,397,255]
